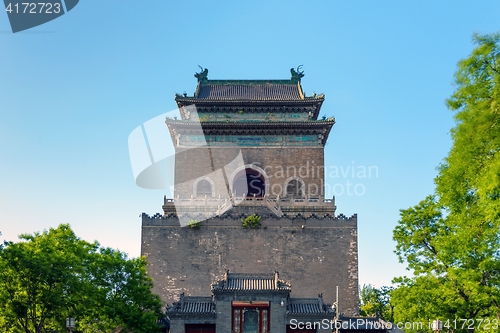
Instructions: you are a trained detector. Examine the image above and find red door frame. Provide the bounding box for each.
[232,301,270,333]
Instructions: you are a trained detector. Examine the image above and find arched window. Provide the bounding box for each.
[233,168,265,197]
[286,179,304,198]
[196,179,213,197]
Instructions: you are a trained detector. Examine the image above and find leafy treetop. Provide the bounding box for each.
[0,224,163,333]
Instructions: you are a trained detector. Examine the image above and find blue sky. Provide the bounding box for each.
[1,1,499,290]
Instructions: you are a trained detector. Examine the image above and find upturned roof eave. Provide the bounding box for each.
[286,311,335,315]
[211,288,292,294]
[165,120,335,133]
[166,311,216,317]
[175,97,324,105]
[165,120,335,145]
[164,119,335,127]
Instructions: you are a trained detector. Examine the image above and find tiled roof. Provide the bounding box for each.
[287,298,335,315]
[180,301,215,314]
[195,82,303,101]
[165,119,335,129]
[212,272,291,292]
[289,303,325,314]
[165,119,335,145]
[225,277,281,290]
[166,296,215,315]
[338,316,390,330]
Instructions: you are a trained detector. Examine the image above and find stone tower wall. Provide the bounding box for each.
[141,207,359,316]
[173,147,325,199]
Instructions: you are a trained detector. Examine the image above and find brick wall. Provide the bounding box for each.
[173,147,325,198]
[141,207,359,316]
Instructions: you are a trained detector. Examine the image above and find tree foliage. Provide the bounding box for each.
[359,284,394,322]
[0,224,163,333]
[392,33,500,332]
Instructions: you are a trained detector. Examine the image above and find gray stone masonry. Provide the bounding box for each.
[142,206,359,316]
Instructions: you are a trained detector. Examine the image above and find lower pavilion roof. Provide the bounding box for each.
[166,272,335,319]
[287,297,335,316]
[166,295,216,316]
[176,99,325,121]
[165,119,335,145]
[211,271,291,292]
[166,119,334,127]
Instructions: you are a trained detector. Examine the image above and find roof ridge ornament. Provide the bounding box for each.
[195,65,209,83]
[290,65,304,83]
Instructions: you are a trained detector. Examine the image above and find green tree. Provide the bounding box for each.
[359,284,393,322]
[0,224,163,333]
[392,33,500,332]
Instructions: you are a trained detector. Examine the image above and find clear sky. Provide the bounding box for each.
[1,1,499,290]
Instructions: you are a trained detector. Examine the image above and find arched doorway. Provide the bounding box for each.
[233,168,266,197]
[196,179,213,197]
[285,178,305,198]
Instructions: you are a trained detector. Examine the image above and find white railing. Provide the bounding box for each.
[164,194,335,208]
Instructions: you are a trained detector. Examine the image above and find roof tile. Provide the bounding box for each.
[212,272,291,291]
[287,298,335,315]
[196,83,303,101]
[166,296,216,315]
[288,303,326,314]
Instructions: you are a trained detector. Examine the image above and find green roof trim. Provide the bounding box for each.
[198,79,298,85]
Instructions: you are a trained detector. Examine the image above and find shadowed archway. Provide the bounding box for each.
[233,168,265,197]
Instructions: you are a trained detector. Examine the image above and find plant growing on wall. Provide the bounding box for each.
[199,115,211,122]
[187,220,202,229]
[241,214,261,229]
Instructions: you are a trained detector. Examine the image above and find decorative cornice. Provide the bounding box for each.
[175,96,324,104]
[165,119,334,145]
[177,101,325,121]
[165,119,334,128]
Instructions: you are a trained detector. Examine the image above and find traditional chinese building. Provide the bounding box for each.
[141,68,359,332]
[167,271,335,333]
